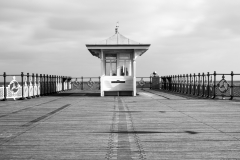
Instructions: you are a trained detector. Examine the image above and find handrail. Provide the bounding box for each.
[158,71,240,100]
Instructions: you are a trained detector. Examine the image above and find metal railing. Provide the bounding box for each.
[71,77,101,90]
[3,71,238,100]
[0,72,71,101]
[136,77,151,89]
[159,71,240,100]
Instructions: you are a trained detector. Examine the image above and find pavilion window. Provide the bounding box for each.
[118,53,131,76]
[105,54,117,76]
[105,53,132,76]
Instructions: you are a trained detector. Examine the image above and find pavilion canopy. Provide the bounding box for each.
[86,32,150,58]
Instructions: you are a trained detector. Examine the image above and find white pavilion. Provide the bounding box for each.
[86,27,150,96]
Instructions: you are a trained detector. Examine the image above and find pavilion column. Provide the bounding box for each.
[133,50,136,96]
[100,49,104,97]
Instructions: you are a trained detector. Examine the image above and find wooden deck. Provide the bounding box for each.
[0,89,240,159]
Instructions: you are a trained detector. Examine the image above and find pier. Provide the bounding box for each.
[0,89,240,159]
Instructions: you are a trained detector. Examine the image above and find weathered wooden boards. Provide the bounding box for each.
[0,90,240,159]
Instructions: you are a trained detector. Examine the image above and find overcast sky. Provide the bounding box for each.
[0,0,240,77]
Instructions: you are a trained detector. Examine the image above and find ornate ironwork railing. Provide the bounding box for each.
[136,77,151,89]
[2,71,238,100]
[71,77,100,90]
[0,72,71,101]
[159,71,240,100]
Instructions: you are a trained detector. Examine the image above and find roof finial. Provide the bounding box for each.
[115,22,119,34]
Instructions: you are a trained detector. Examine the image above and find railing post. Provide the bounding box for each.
[43,74,46,95]
[46,74,48,95]
[197,73,200,96]
[175,75,177,92]
[183,74,185,94]
[167,76,169,90]
[40,74,42,96]
[178,75,180,93]
[172,76,174,91]
[207,72,210,98]
[58,76,60,92]
[169,76,170,91]
[172,75,174,92]
[60,76,62,91]
[49,75,51,94]
[32,73,35,98]
[172,75,175,92]
[48,74,50,94]
[178,74,181,93]
[212,71,216,99]
[179,74,182,93]
[164,76,166,90]
[186,74,188,94]
[181,74,183,93]
[188,73,192,94]
[168,76,170,91]
[202,72,204,97]
[36,73,39,97]
[21,72,25,100]
[3,72,7,101]
[169,76,171,91]
[182,74,184,93]
[54,75,56,92]
[62,76,63,91]
[57,76,59,93]
[54,75,56,93]
[176,75,178,92]
[62,76,64,91]
[193,73,196,96]
[63,76,64,91]
[230,71,234,100]
[59,76,61,92]
[27,73,31,99]
[56,75,58,92]
[63,76,65,91]
[177,75,178,92]
[51,75,53,93]
[52,75,54,92]
[60,76,61,92]
[52,75,54,93]
[66,77,68,90]
[58,75,60,92]
[49,74,51,93]
[49,74,51,94]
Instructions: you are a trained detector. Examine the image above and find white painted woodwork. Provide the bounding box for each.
[102,76,133,91]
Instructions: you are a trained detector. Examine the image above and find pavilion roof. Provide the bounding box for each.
[95,32,140,45]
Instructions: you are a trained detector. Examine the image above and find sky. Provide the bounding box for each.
[0,0,240,77]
